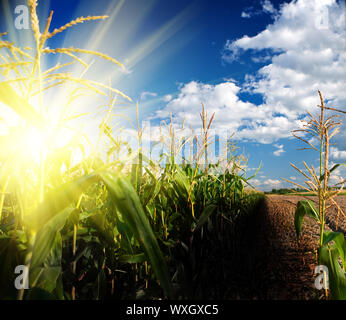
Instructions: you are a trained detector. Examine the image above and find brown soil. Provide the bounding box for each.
[261,195,346,300]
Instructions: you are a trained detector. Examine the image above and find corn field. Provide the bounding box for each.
[0,1,264,300]
[0,1,344,301]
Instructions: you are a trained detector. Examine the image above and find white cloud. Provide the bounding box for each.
[241,11,251,18]
[329,174,344,185]
[263,179,282,187]
[241,1,277,19]
[151,80,296,143]
[223,0,346,120]
[246,176,292,191]
[140,91,157,101]
[290,176,297,180]
[330,147,346,160]
[151,80,304,143]
[220,0,346,152]
[319,160,345,186]
[249,178,261,187]
[162,94,173,102]
[273,143,285,156]
[251,54,272,63]
[262,0,277,14]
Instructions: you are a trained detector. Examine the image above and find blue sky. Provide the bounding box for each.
[1,0,346,190]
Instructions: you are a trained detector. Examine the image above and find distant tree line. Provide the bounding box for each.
[265,188,305,195]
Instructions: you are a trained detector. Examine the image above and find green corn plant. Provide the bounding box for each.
[284,90,346,300]
[100,173,173,298]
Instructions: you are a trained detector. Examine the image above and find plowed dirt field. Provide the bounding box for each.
[261,195,345,299]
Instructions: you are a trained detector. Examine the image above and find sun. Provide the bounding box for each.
[3,124,51,166]
[21,126,46,164]
[6,123,75,166]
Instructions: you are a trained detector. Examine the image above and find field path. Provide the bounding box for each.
[258,195,346,299]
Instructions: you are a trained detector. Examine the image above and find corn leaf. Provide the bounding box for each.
[319,245,346,300]
[30,206,75,272]
[26,287,55,300]
[294,200,319,242]
[26,173,99,230]
[193,204,217,232]
[100,172,173,298]
[0,82,45,128]
[33,232,63,293]
[119,253,146,264]
[323,231,346,268]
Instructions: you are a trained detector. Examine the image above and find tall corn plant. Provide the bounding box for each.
[284,91,346,300]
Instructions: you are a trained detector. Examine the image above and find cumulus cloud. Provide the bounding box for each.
[154,81,262,122]
[153,0,345,150]
[151,80,303,143]
[223,0,346,146]
[152,80,296,143]
[223,0,346,118]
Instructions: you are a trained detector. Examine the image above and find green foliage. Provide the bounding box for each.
[323,231,345,267]
[294,200,319,242]
[100,173,173,299]
[319,237,346,300]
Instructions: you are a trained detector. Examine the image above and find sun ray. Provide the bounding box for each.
[1,0,19,44]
